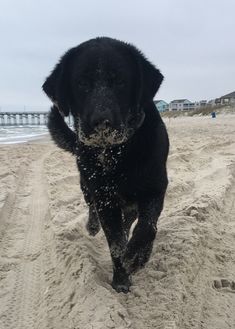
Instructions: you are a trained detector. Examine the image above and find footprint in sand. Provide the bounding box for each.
[213,279,235,292]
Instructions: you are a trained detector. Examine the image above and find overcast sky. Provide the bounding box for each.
[1,0,235,109]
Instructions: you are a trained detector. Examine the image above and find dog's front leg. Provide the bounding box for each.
[86,203,100,236]
[80,175,100,236]
[123,194,165,274]
[95,200,131,293]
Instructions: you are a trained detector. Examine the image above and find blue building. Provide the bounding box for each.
[154,100,169,112]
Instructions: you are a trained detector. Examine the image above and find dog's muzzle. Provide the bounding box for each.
[77,125,130,147]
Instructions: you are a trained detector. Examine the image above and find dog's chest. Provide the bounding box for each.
[97,149,111,169]
[77,146,125,184]
[96,147,124,171]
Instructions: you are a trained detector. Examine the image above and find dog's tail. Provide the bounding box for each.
[47,106,77,154]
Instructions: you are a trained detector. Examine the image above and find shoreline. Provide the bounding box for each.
[1,112,235,146]
[0,132,51,145]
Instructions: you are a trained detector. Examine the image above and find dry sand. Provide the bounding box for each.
[0,115,235,329]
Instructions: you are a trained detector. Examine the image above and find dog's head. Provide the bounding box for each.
[42,37,163,147]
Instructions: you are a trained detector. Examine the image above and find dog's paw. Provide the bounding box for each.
[86,219,100,236]
[123,242,153,274]
[111,275,132,293]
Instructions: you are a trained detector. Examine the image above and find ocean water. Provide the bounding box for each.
[0,126,49,144]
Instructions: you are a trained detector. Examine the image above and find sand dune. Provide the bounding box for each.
[0,115,235,329]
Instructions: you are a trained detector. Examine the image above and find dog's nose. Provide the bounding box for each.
[96,119,111,130]
[102,119,111,128]
[90,111,112,130]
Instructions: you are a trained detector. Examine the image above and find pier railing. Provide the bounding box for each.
[0,112,73,126]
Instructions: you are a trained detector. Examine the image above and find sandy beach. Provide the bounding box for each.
[0,115,235,329]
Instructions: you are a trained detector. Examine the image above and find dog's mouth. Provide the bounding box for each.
[75,111,145,148]
[77,125,134,147]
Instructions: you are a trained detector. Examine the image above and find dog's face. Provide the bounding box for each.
[43,37,163,147]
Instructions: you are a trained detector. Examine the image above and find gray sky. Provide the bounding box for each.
[1,0,235,109]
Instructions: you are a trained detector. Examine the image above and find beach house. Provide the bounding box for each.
[154,100,169,112]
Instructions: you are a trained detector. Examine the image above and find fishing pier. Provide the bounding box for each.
[0,112,73,126]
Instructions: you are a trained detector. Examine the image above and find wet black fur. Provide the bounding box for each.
[43,37,169,293]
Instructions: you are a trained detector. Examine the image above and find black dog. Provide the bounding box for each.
[42,37,169,293]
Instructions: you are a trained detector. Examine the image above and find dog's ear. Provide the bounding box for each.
[42,52,72,117]
[126,43,163,105]
[138,53,164,103]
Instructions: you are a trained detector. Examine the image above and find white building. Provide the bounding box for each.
[195,100,207,108]
[169,99,195,111]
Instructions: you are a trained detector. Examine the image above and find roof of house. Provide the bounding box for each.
[170,99,190,103]
[154,100,168,105]
[221,91,235,99]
